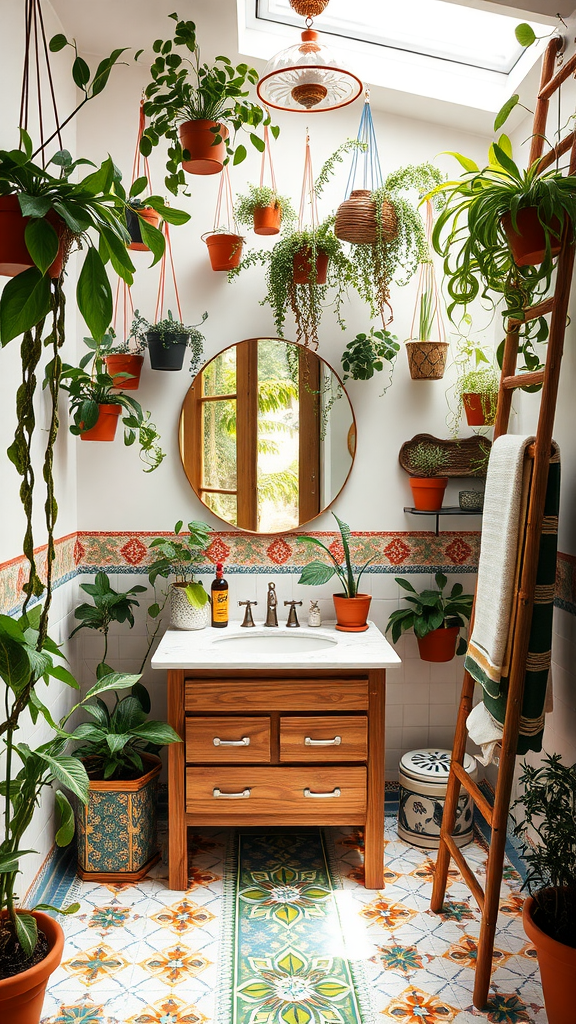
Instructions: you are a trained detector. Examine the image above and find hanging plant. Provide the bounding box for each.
[203,165,244,271]
[131,309,207,374]
[235,184,296,236]
[405,199,449,380]
[341,327,399,394]
[457,367,499,427]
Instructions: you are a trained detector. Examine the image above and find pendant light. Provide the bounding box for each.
[256,0,362,113]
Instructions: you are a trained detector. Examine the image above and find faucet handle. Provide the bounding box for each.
[284,600,302,628]
[239,600,257,628]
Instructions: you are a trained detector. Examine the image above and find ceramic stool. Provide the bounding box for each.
[398,748,478,849]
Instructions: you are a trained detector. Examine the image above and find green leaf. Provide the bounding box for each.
[233,144,247,166]
[0,849,35,873]
[49,33,68,51]
[0,267,51,345]
[72,56,91,88]
[55,790,75,846]
[138,218,165,266]
[85,671,142,699]
[0,634,31,693]
[48,664,80,689]
[250,133,265,153]
[129,175,149,198]
[494,94,519,131]
[515,23,536,47]
[131,722,181,745]
[395,577,417,593]
[24,218,59,275]
[298,561,336,586]
[184,582,209,608]
[14,912,37,958]
[38,754,90,803]
[442,151,479,173]
[34,901,80,915]
[77,248,113,341]
[18,193,51,217]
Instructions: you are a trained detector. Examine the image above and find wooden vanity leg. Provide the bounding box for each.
[167,669,187,890]
[364,669,385,889]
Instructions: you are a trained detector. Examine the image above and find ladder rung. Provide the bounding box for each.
[442,833,485,911]
[503,370,545,390]
[539,50,576,101]
[538,131,575,174]
[510,297,554,325]
[451,761,493,826]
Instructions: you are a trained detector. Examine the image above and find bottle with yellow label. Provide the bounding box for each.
[211,563,229,628]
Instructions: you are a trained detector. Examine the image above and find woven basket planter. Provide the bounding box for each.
[289,0,330,15]
[334,189,398,245]
[406,341,449,380]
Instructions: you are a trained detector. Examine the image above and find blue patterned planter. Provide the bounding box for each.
[76,754,161,880]
[398,748,477,850]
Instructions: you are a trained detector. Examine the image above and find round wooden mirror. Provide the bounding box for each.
[179,338,356,534]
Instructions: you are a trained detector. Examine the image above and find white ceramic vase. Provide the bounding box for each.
[170,583,209,630]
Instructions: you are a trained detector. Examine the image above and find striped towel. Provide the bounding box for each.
[466,436,559,763]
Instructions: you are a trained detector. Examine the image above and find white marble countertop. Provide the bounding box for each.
[151,620,401,671]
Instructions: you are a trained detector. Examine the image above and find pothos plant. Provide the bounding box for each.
[147,519,213,612]
[130,309,208,376]
[139,13,277,194]
[386,574,473,651]
[341,327,400,394]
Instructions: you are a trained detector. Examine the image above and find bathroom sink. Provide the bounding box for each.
[212,631,338,654]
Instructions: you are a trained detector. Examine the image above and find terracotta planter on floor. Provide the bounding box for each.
[333,593,371,632]
[523,895,576,1024]
[80,404,121,442]
[0,196,65,278]
[292,248,329,284]
[501,207,563,267]
[417,625,459,662]
[204,233,243,271]
[462,392,497,427]
[253,204,282,235]
[179,120,228,175]
[409,477,448,511]
[126,207,161,251]
[0,911,64,1024]
[104,354,144,390]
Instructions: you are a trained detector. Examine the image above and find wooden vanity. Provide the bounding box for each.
[154,623,400,890]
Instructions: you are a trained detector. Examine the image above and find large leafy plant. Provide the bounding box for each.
[298,513,376,598]
[512,753,576,948]
[386,574,473,653]
[140,13,276,194]
[341,327,399,392]
[70,572,147,676]
[148,519,213,609]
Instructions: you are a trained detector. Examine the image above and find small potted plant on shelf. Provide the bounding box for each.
[407,441,450,511]
[386,574,473,662]
[297,513,376,631]
[512,754,576,1024]
[61,365,165,471]
[341,326,400,393]
[131,309,207,373]
[457,366,499,427]
[148,519,213,630]
[235,184,297,236]
[139,13,276,191]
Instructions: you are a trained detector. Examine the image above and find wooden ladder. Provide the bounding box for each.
[430,36,576,1011]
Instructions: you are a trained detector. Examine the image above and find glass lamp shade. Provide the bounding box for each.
[257,30,363,112]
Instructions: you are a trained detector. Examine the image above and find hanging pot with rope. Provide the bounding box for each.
[179,120,228,175]
[0,196,66,278]
[204,166,244,270]
[334,99,398,247]
[405,201,448,381]
[126,206,161,251]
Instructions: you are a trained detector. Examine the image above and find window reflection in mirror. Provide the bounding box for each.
[179,339,355,534]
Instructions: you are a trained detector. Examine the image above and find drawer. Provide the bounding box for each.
[186,766,366,824]
[186,716,270,763]
[185,677,368,712]
[280,716,368,762]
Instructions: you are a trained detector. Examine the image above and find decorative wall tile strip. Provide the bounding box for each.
[0,532,79,617]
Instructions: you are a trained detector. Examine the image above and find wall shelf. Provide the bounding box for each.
[403,506,483,536]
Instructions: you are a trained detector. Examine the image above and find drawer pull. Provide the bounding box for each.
[304,735,342,747]
[213,787,251,799]
[213,736,250,747]
[304,787,341,799]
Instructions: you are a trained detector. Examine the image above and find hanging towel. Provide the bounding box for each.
[466,437,560,762]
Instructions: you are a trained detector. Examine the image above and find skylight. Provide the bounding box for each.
[256,0,549,75]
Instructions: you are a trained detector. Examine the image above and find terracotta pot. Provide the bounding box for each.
[0,195,65,278]
[501,207,563,267]
[204,233,243,271]
[0,911,64,1024]
[147,332,188,371]
[417,625,459,662]
[409,477,448,511]
[76,753,161,881]
[104,354,144,391]
[253,203,282,236]
[179,120,228,175]
[126,207,161,252]
[523,895,576,1024]
[462,392,497,427]
[80,404,121,442]
[333,593,371,632]
[292,248,329,284]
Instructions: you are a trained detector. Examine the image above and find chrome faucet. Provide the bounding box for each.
[265,582,278,627]
[284,600,302,628]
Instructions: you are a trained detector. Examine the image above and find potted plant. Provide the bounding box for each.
[512,754,576,1024]
[405,289,449,381]
[341,327,400,393]
[148,519,213,630]
[80,327,145,391]
[203,226,245,272]
[235,184,296,236]
[386,574,473,662]
[407,441,450,511]
[139,13,276,191]
[297,513,375,631]
[126,197,160,251]
[130,309,207,373]
[61,364,165,470]
[457,366,499,427]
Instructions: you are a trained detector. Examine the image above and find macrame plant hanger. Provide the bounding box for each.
[344,91,383,199]
[20,0,63,163]
[290,132,326,350]
[254,124,282,235]
[405,199,449,381]
[203,165,244,272]
[154,222,184,328]
[126,99,159,252]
